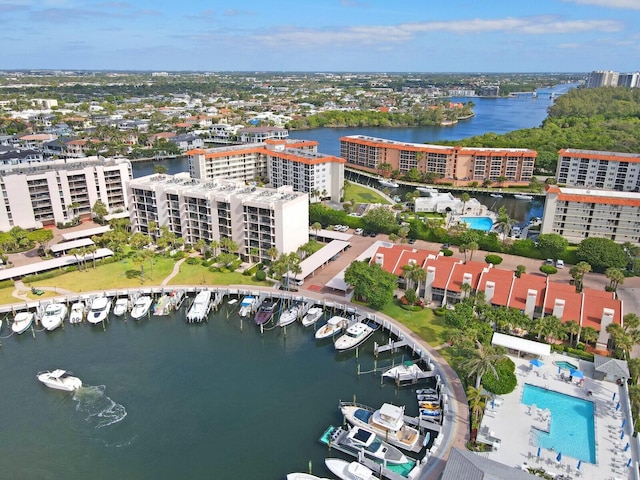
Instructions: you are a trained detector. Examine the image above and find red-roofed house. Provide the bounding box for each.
[582,288,621,349]
[477,267,515,307]
[508,273,547,318]
[423,255,461,304]
[542,282,582,323]
[445,260,489,304]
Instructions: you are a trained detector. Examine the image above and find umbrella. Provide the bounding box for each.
[577,460,582,470]
[569,369,584,379]
[616,402,621,411]
[537,447,541,457]
[530,358,544,368]
[627,458,632,468]
[625,442,630,452]
[613,392,617,401]
[558,366,561,374]
[622,418,627,428]
[556,452,562,463]
[491,399,495,409]
[621,430,625,440]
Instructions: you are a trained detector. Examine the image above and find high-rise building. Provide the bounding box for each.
[555,148,640,192]
[585,70,620,88]
[617,72,640,88]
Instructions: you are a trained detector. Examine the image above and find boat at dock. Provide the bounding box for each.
[490,193,503,198]
[287,474,330,480]
[41,302,68,331]
[315,316,349,340]
[278,302,300,327]
[378,178,399,189]
[325,458,375,480]
[68,301,85,324]
[254,299,278,325]
[88,296,111,324]
[130,295,153,320]
[416,186,438,194]
[238,296,257,318]
[334,320,377,351]
[186,290,212,323]
[302,306,323,327]
[321,425,409,465]
[154,290,185,316]
[513,194,533,200]
[12,311,35,334]
[382,361,433,384]
[113,298,130,317]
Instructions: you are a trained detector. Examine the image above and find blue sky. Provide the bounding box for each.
[1,0,639,72]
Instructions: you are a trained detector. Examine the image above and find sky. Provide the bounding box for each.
[1,0,639,73]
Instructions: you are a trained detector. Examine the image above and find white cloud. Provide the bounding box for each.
[564,0,640,10]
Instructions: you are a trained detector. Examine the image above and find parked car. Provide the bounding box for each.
[556,259,564,268]
[408,238,416,244]
[354,228,363,235]
[441,243,450,250]
[545,258,554,265]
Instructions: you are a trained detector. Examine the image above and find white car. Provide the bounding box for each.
[556,259,565,268]
[354,228,363,235]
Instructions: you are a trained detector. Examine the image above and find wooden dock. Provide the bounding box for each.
[374,338,411,355]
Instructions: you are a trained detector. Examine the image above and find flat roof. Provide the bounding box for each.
[50,238,94,253]
[491,332,551,357]
[311,228,352,242]
[0,248,114,281]
[292,240,350,280]
[61,225,111,241]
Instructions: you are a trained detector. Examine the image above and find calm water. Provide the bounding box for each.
[0,303,421,479]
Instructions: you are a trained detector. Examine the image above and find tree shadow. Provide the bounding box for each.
[125,269,142,280]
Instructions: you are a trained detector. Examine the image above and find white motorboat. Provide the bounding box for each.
[315,316,349,340]
[41,302,68,331]
[36,369,82,392]
[325,425,409,465]
[334,321,376,351]
[514,194,534,200]
[130,295,152,320]
[383,361,432,383]
[12,311,35,334]
[490,193,503,198]
[287,474,330,480]
[416,186,438,194]
[238,296,256,317]
[340,402,421,452]
[187,290,211,322]
[68,301,85,324]
[325,458,375,480]
[378,178,399,188]
[301,306,323,327]
[112,298,129,317]
[278,303,300,327]
[88,296,111,324]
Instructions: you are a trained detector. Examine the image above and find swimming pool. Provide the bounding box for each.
[460,216,493,231]
[553,360,578,370]
[522,384,596,463]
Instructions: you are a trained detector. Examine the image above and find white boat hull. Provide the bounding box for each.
[130,296,152,320]
[287,474,330,480]
[113,299,129,317]
[68,303,84,324]
[12,312,34,334]
[302,307,323,327]
[315,316,348,339]
[41,303,68,331]
[334,322,375,351]
[88,297,111,324]
[37,369,82,392]
[325,458,374,480]
[187,291,211,322]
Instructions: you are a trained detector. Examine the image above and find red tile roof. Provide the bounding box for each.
[447,261,488,293]
[477,267,515,306]
[543,282,582,322]
[508,273,547,311]
[424,255,461,290]
[581,288,621,330]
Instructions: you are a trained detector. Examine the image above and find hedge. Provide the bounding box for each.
[481,357,517,395]
[484,254,503,265]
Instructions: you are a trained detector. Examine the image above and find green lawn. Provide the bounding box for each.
[344,183,390,205]
[379,301,449,347]
[167,263,271,287]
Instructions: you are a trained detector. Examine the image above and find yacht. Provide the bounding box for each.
[88,296,111,324]
[12,311,35,334]
[130,295,153,320]
[41,302,68,331]
[36,369,82,392]
[315,316,349,340]
[68,301,85,324]
[301,307,323,327]
[416,186,438,194]
[238,296,257,318]
[325,458,375,480]
[254,299,278,325]
[322,425,409,465]
[278,303,300,327]
[490,193,503,198]
[378,178,399,188]
[383,361,433,384]
[113,298,130,317]
[334,321,377,351]
[186,290,212,323]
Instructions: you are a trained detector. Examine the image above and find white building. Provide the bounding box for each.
[541,186,640,244]
[556,148,640,192]
[413,189,481,214]
[586,70,620,88]
[0,157,131,230]
[239,127,288,143]
[127,173,309,262]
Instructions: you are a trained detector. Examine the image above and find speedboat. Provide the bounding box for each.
[41,302,68,331]
[490,193,503,198]
[68,301,85,324]
[238,296,256,317]
[340,402,421,452]
[36,369,82,392]
[88,296,111,324]
[287,474,330,480]
[325,458,375,480]
[315,316,348,340]
[339,425,409,464]
[186,290,211,322]
[334,321,377,351]
[12,311,35,334]
[130,295,153,320]
[278,303,300,327]
[254,299,278,325]
[301,307,323,327]
[514,194,533,200]
[113,298,129,317]
[383,361,432,383]
[378,178,399,188]
[416,186,438,194]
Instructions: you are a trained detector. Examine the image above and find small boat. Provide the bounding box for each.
[41,302,68,331]
[287,474,330,480]
[383,361,432,383]
[325,458,375,480]
[186,290,212,323]
[88,296,111,324]
[36,369,82,392]
[113,298,129,317]
[378,178,399,188]
[154,290,185,316]
[68,301,85,324]
[416,186,438,194]
[338,425,409,464]
[301,307,323,327]
[228,299,238,305]
[514,194,533,200]
[279,303,300,327]
[315,316,349,340]
[239,296,257,318]
[12,311,35,334]
[130,295,153,320]
[334,321,377,351]
[254,299,278,325]
[339,402,421,452]
[490,193,503,198]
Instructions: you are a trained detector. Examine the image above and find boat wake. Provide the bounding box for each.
[73,385,127,429]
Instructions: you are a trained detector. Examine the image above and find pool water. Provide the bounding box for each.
[553,361,578,370]
[522,384,596,463]
[460,216,493,231]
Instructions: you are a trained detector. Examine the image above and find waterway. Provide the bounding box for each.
[0,304,423,479]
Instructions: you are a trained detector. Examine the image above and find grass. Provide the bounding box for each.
[167,263,271,287]
[344,182,390,205]
[379,300,449,347]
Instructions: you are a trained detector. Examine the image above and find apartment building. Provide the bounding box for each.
[0,157,131,230]
[339,135,536,185]
[238,126,288,143]
[127,173,309,262]
[541,186,640,244]
[556,148,640,192]
[186,139,345,202]
[585,70,620,88]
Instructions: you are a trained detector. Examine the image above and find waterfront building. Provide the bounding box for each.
[585,70,620,88]
[339,135,535,185]
[127,173,308,262]
[618,72,640,88]
[238,126,288,143]
[0,156,131,230]
[541,185,640,244]
[555,148,640,192]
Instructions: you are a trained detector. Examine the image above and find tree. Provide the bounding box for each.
[461,340,502,389]
[130,232,151,250]
[311,222,322,236]
[409,266,427,299]
[388,233,399,244]
[466,386,488,443]
[580,326,599,346]
[344,261,397,309]
[493,207,513,240]
[266,247,279,262]
[515,265,526,278]
[466,241,479,262]
[153,164,168,174]
[564,320,581,347]
[194,238,207,255]
[569,261,591,293]
[605,267,626,292]
[28,229,53,255]
[458,243,468,263]
[539,265,558,276]
[92,200,108,220]
[576,237,626,271]
[67,201,80,220]
[536,233,568,261]
[460,192,471,212]
[362,206,397,233]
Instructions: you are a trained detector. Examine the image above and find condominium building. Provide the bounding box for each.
[585,70,620,88]
[556,148,640,192]
[541,186,640,244]
[0,156,130,231]
[339,135,536,185]
[187,139,344,202]
[127,173,309,262]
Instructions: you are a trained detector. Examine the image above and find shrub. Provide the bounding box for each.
[540,265,558,276]
[0,279,14,289]
[255,270,267,281]
[485,254,503,265]
[433,307,446,316]
[186,257,201,265]
[481,357,517,395]
[208,266,219,273]
[171,251,186,260]
[441,249,454,257]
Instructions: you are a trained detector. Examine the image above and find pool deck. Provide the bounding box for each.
[480,353,636,480]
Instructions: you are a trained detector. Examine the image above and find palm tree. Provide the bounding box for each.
[459,243,468,263]
[580,326,599,346]
[460,192,471,213]
[409,267,427,300]
[605,267,625,292]
[460,282,472,300]
[311,222,322,237]
[493,207,513,240]
[466,241,479,262]
[564,320,581,347]
[460,340,502,389]
[266,247,279,263]
[401,263,416,290]
[570,261,592,293]
[466,386,488,443]
[87,244,98,269]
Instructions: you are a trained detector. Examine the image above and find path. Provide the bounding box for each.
[160,257,187,286]
[11,280,76,302]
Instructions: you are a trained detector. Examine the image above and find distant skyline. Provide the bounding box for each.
[1,0,639,73]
